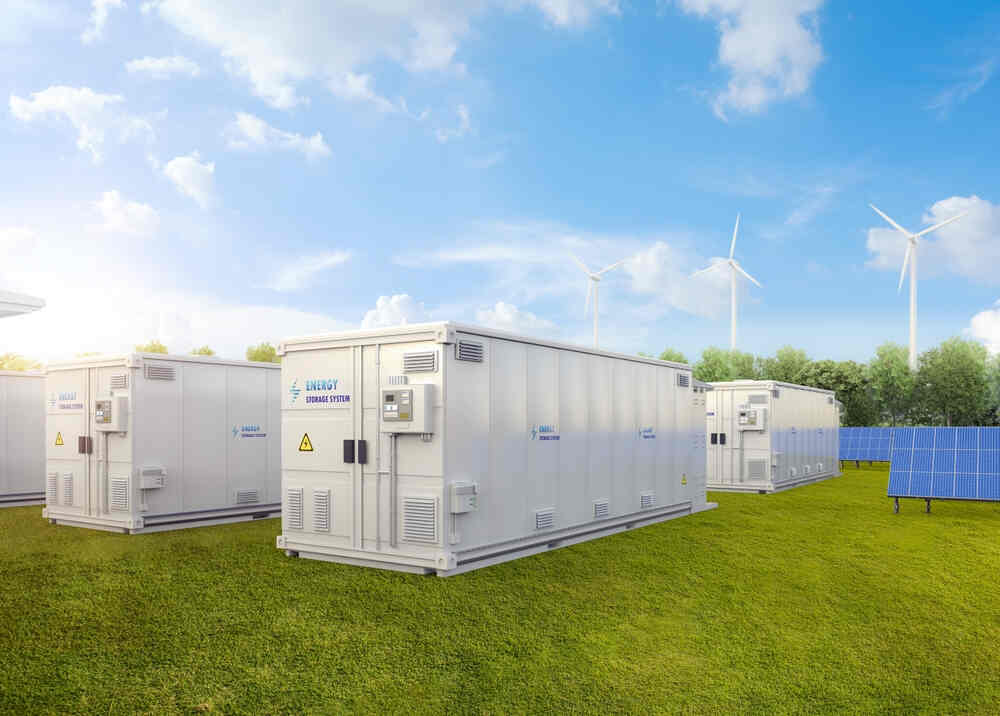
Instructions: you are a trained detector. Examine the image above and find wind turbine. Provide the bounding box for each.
[690,213,761,351]
[869,203,966,371]
[570,255,628,348]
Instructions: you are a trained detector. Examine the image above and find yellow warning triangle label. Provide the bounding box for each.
[55,432,64,447]
[681,475,687,486]
[298,433,314,452]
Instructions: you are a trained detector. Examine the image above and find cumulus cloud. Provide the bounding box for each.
[163,151,216,208]
[677,0,825,118]
[970,301,1000,355]
[866,195,1000,284]
[361,294,429,328]
[475,301,556,336]
[94,190,159,236]
[125,55,201,78]
[267,251,350,292]
[9,85,154,162]
[225,112,330,161]
[81,0,125,44]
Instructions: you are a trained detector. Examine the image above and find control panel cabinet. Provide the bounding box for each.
[94,395,129,432]
[380,385,433,434]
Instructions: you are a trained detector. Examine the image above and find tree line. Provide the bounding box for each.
[0,341,282,373]
[647,339,1000,427]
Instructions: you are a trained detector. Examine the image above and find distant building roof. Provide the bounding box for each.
[0,290,45,318]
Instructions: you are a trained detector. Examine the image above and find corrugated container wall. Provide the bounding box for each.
[706,380,840,493]
[44,354,281,533]
[276,323,714,576]
[0,371,46,506]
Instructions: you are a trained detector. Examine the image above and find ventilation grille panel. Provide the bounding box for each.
[640,492,655,509]
[403,351,437,373]
[110,478,129,512]
[387,375,409,385]
[676,373,690,388]
[286,487,304,530]
[402,497,438,543]
[235,489,259,505]
[110,373,129,389]
[749,394,769,405]
[46,472,58,504]
[312,489,331,532]
[593,500,609,519]
[803,464,812,475]
[817,462,824,472]
[62,473,73,506]
[747,459,768,481]
[534,508,555,530]
[456,340,484,363]
[144,364,176,381]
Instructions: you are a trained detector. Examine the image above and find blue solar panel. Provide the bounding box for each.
[838,426,891,461]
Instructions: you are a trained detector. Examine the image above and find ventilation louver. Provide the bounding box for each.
[403,351,437,373]
[46,472,58,504]
[593,500,610,519]
[388,375,408,385]
[286,487,304,530]
[402,497,438,543]
[235,489,259,505]
[534,508,555,530]
[144,364,176,381]
[640,492,655,509]
[456,340,484,363]
[110,374,129,389]
[817,462,824,472]
[110,478,129,512]
[312,489,331,532]
[62,473,73,506]
[749,394,768,405]
[747,459,768,481]
[676,373,690,388]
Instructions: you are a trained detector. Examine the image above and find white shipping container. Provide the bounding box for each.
[0,371,46,507]
[276,322,714,576]
[706,380,840,493]
[44,354,281,533]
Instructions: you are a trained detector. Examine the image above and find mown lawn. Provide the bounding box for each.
[2,465,999,714]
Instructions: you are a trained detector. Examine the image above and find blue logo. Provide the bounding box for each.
[639,427,656,440]
[529,424,560,441]
[289,379,302,404]
[290,377,351,405]
[233,424,266,439]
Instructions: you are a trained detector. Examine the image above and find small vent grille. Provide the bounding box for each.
[286,488,304,530]
[535,508,555,530]
[749,394,768,405]
[110,478,129,512]
[402,498,438,543]
[110,373,129,389]
[677,373,690,388]
[456,340,484,363]
[747,459,768,481]
[640,492,655,509]
[312,489,331,532]
[46,472,58,504]
[803,464,812,475]
[817,462,824,472]
[773,389,781,399]
[388,375,408,385]
[235,489,259,505]
[403,351,437,373]
[62,473,73,506]
[789,467,798,478]
[593,500,610,519]
[144,364,176,381]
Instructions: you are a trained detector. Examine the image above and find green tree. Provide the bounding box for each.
[657,348,688,364]
[797,359,877,426]
[191,346,216,356]
[868,342,913,426]
[246,342,280,363]
[913,338,988,426]
[0,353,41,371]
[760,346,811,383]
[693,347,733,382]
[985,354,1000,425]
[136,340,168,354]
[729,350,761,380]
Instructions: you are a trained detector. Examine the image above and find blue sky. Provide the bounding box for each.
[2,0,999,362]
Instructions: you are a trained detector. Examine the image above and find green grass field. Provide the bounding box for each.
[2,465,999,714]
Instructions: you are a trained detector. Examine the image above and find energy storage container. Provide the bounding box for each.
[276,322,715,576]
[0,371,45,507]
[43,353,281,533]
[706,380,840,493]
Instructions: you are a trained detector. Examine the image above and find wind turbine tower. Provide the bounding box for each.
[571,255,628,349]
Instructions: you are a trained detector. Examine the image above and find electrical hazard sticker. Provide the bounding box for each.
[55,432,64,447]
[298,433,314,452]
[681,475,687,486]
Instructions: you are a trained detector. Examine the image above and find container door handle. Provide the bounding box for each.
[78,436,93,455]
[720,433,727,445]
[710,433,718,445]
[343,439,355,464]
[357,439,368,465]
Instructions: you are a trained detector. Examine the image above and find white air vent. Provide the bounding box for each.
[456,340,484,363]
[140,467,166,489]
[286,487,304,530]
[403,351,437,373]
[62,473,73,506]
[110,478,129,512]
[388,375,409,385]
[803,464,812,475]
[46,472,58,504]
[312,489,331,532]
[747,459,768,481]
[772,389,781,399]
[640,492,655,509]
[235,489,259,505]
[110,373,129,389]
[817,462,824,472]
[402,497,438,543]
[593,500,609,519]
[677,373,690,388]
[144,364,176,381]
[789,467,798,478]
[534,508,555,530]
[749,394,768,405]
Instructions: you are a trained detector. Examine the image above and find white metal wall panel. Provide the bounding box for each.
[1,373,46,505]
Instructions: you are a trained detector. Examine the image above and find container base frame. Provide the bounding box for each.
[707,470,841,494]
[0,491,45,508]
[44,503,281,534]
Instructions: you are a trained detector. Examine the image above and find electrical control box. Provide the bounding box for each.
[380,384,433,434]
[94,395,129,432]
[737,407,766,431]
[450,481,479,514]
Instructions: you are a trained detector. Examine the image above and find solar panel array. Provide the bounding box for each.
[839,427,892,461]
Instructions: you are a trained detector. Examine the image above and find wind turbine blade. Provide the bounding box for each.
[729,213,740,259]
[584,280,593,315]
[869,203,911,236]
[732,262,761,288]
[596,257,627,275]
[690,263,723,279]
[897,244,911,293]
[569,254,591,275]
[913,211,967,238]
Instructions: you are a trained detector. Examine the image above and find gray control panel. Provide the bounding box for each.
[382,388,413,422]
[95,395,129,432]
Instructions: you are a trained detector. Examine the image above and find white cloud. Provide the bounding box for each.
[125,55,201,78]
[435,104,471,143]
[9,85,154,163]
[475,301,556,336]
[163,151,216,208]
[0,226,38,254]
[361,294,429,328]
[866,195,1000,284]
[677,0,825,118]
[969,301,1000,355]
[94,190,159,236]
[143,1,619,109]
[225,112,330,161]
[627,241,730,318]
[81,0,125,44]
[267,251,350,292]
[927,58,996,118]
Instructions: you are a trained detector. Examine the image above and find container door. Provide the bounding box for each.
[46,368,91,515]
[707,395,730,486]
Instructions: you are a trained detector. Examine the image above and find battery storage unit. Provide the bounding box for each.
[706,380,840,493]
[43,353,281,533]
[276,322,715,576]
[0,371,45,507]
